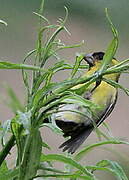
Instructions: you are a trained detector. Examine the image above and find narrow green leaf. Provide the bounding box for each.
[23,49,36,63]
[39,161,68,174]
[62,6,69,25]
[40,154,93,177]
[103,78,129,96]
[104,64,129,75]
[95,128,111,141]
[39,0,45,15]
[86,164,127,180]
[33,173,96,180]
[0,19,7,26]
[102,122,112,133]
[33,12,50,24]
[0,61,45,71]
[48,41,84,60]
[109,58,129,68]
[41,26,64,67]
[32,61,72,93]
[105,8,118,37]
[59,40,84,50]
[99,36,118,74]
[99,8,118,73]
[71,54,84,78]
[43,115,63,135]
[96,159,110,167]
[75,140,129,161]
[40,74,97,109]
[86,164,115,173]
[40,7,70,67]
[60,94,100,110]
[108,161,128,180]
[51,60,72,72]
[96,160,128,180]
[42,141,51,150]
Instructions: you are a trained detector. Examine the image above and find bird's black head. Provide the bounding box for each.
[83,52,105,67]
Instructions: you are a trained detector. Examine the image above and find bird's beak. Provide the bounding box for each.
[83,53,95,67]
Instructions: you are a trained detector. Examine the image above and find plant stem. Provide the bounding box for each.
[0,135,15,166]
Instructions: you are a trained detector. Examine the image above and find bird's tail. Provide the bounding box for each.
[59,126,94,154]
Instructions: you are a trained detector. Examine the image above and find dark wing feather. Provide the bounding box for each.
[59,126,94,154]
[59,92,118,154]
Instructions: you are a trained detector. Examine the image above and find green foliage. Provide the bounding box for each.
[75,140,129,161]
[0,161,18,180]
[86,160,128,180]
[0,1,129,180]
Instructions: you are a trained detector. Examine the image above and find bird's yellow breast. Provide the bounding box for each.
[91,81,117,107]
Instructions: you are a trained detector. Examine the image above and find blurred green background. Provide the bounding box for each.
[0,0,129,179]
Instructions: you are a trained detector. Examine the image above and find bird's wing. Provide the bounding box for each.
[59,92,118,154]
[97,91,118,127]
[59,125,94,154]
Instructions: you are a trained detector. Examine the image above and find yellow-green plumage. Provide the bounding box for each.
[53,52,120,153]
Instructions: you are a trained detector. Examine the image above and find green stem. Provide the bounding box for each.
[0,135,15,166]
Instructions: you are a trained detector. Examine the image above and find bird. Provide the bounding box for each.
[51,52,120,154]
